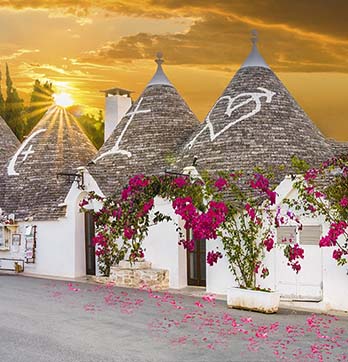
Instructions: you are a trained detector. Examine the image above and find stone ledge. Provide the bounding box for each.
[92,261,169,291]
[109,265,169,290]
[118,260,152,270]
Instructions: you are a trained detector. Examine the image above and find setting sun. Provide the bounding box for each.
[53,92,74,107]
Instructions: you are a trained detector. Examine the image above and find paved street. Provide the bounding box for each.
[0,275,348,362]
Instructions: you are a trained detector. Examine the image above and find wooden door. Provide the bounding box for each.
[187,231,206,287]
[85,212,96,275]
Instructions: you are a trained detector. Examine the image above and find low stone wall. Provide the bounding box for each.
[94,260,169,290]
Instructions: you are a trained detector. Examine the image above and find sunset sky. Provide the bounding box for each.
[0,1,348,140]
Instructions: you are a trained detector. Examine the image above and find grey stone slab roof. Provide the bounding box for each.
[177,66,334,180]
[0,115,20,170]
[1,106,97,221]
[327,139,348,158]
[88,81,199,196]
[0,116,20,211]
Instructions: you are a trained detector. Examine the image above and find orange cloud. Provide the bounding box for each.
[79,15,348,73]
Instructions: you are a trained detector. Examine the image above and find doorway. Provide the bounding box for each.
[187,231,206,287]
[275,225,323,301]
[85,211,96,275]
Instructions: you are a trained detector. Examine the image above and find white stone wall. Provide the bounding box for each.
[0,169,104,278]
[142,197,187,289]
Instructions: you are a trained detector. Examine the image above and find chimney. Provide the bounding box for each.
[101,87,132,142]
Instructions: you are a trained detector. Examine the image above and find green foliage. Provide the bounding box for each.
[291,155,310,173]
[4,63,26,140]
[83,171,280,287]
[25,79,54,134]
[0,63,103,146]
[204,171,276,289]
[287,156,348,264]
[75,110,104,149]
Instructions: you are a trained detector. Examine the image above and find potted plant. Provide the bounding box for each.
[205,171,282,313]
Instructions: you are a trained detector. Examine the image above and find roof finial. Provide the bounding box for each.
[251,29,258,45]
[146,51,173,87]
[156,51,164,65]
[240,29,269,69]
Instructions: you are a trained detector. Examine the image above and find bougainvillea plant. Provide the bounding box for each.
[287,156,348,265]
[80,174,206,275]
[81,170,303,287]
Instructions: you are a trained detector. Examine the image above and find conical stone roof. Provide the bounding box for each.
[88,54,199,196]
[327,139,348,158]
[0,115,20,209]
[0,115,20,171]
[2,106,97,220]
[178,32,333,177]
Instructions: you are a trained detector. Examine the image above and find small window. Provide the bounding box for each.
[0,225,4,248]
[300,225,322,246]
[277,226,297,244]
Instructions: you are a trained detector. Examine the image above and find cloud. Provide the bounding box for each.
[2,1,348,73]
[0,48,40,61]
[1,1,348,42]
[80,15,348,73]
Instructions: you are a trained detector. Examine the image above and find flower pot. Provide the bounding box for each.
[227,287,280,314]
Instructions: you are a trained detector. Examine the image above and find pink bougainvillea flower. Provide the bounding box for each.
[250,174,269,190]
[339,196,348,208]
[172,177,187,188]
[333,249,343,260]
[261,267,269,279]
[254,261,261,274]
[245,203,257,222]
[124,226,135,240]
[319,221,347,248]
[207,251,223,266]
[304,168,319,181]
[128,174,149,189]
[240,317,253,324]
[194,301,204,308]
[263,236,274,252]
[112,208,122,218]
[284,243,304,273]
[202,294,216,303]
[214,177,228,191]
[142,198,154,213]
[178,239,195,252]
[79,199,89,208]
[121,186,132,200]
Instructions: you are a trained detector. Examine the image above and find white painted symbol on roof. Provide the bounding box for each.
[7,128,47,176]
[94,97,151,162]
[21,145,34,161]
[186,87,275,149]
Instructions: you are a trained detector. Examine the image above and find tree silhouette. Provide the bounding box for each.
[25,79,54,134]
[4,63,25,140]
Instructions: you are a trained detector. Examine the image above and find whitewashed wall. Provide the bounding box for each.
[143,197,187,289]
[0,169,104,278]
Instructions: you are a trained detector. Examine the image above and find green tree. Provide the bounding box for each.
[25,79,54,134]
[75,111,104,149]
[4,63,25,140]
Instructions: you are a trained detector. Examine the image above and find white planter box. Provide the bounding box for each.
[227,287,281,314]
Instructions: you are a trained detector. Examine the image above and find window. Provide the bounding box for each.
[0,225,4,248]
[277,226,297,244]
[0,225,10,250]
[300,225,322,246]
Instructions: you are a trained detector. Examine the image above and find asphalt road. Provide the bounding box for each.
[0,274,348,362]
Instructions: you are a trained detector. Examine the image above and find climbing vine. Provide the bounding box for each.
[81,171,304,289]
